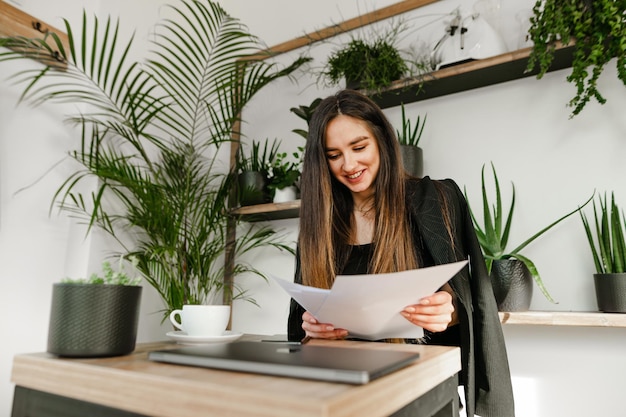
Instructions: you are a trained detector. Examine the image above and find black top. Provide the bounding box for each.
[341,231,435,276]
[288,177,515,417]
[341,244,372,275]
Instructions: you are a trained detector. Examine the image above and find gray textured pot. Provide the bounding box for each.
[47,284,142,357]
[400,145,423,177]
[594,273,626,313]
[237,171,270,206]
[490,259,533,312]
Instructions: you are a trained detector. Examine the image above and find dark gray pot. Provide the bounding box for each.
[594,273,626,313]
[345,77,361,90]
[237,171,270,206]
[47,284,142,357]
[400,145,423,177]
[490,259,533,312]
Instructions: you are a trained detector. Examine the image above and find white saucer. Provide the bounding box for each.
[166,330,243,345]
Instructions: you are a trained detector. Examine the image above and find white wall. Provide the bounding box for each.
[0,0,172,413]
[229,1,626,417]
[1,0,625,416]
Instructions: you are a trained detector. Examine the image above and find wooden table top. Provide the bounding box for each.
[11,337,460,417]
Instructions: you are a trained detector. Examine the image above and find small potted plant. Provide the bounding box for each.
[269,146,303,203]
[236,139,279,206]
[395,103,427,177]
[323,24,408,92]
[465,162,592,311]
[47,256,142,357]
[580,192,626,313]
[525,0,626,117]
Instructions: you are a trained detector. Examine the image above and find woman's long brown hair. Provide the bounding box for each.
[298,90,418,289]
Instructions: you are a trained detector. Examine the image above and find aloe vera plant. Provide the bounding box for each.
[395,103,427,147]
[465,162,593,302]
[580,192,626,274]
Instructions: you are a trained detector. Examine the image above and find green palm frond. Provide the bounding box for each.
[1,0,305,319]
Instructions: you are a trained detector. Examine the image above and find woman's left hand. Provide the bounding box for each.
[401,290,455,333]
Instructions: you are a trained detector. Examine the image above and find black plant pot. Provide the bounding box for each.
[345,77,361,90]
[238,171,270,206]
[47,284,142,357]
[400,145,423,177]
[490,259,533,312]
[594,273,626,313]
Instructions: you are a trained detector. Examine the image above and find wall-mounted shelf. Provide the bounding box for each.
[231,200,300,222]
[0,1,70,67]
[230,46,575,220]
[499,311,626,328]
[369,44,575,109]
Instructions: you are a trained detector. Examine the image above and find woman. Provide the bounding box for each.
[287,90,514,417]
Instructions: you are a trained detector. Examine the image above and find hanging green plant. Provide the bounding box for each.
[525,0,626,117]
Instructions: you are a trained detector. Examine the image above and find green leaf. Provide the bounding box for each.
[467,162,593,302]
[0,0,306,318]
[526,0,626,117]
[582,191,626,274]
[510,253,556,304]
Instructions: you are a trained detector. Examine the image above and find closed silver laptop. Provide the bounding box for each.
[148,341,420,385]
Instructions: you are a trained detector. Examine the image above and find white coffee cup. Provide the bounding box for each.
[169,305,230,336]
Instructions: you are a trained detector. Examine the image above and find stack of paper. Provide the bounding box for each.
[273,260,468,340]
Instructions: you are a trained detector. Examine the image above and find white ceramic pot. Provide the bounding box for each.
[273,186,297,203]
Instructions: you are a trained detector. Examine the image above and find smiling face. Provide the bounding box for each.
[324,114,380,202]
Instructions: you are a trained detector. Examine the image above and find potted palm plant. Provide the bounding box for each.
[465,162,592,310]
[47,256,142,357]
[0,0,305,319]
[580,192,626,313]
[395,103,427,177]
[526,0,626,117]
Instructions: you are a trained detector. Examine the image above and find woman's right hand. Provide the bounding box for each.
[301,311,349,339]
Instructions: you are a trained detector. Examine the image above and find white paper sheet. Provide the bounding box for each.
[273,260,468,340]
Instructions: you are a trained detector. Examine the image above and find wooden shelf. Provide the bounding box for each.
[0,1,70,67]
[231,200,300,222]
[499,311,626,328]
[369,44,575,109]
[251,0,440,60]
[232,47,576,220]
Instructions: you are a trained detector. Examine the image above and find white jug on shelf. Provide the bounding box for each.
[273,186,298,203]
[431,6,508,71]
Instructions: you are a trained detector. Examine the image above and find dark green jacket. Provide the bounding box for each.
[289,177,515,417]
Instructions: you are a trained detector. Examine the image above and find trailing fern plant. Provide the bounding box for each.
[526,0,626,117]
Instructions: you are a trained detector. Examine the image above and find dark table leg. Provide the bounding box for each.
[391,375,459,417]
[12,386,149,417]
